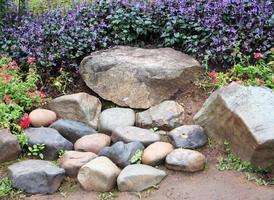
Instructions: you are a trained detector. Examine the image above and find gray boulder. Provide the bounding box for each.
[8,159,65,194]
[112,126,161,146]
[168,125,207,149]
[194,83,274,169]
[80,46,202,109]
[48,92,102,129]
[98,141,144,168]
[98,107,135,134]
[136,100,185,130]
[50,119,96,143]
[0,129,21,163]
[165,149,206,172]
[117,164,166,192]
[25,128,73,160]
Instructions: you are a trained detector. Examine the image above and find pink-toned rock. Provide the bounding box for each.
[74,134,111,154]
[58,151,97,177]
[142,142,174,166]
[29,109,57,127]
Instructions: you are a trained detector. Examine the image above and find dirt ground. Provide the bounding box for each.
[2,83,274,200]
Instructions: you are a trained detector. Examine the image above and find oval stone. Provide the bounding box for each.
[29,109,57,127]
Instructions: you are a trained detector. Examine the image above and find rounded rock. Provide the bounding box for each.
[165,149,206,172]
[74,133,111,154]
[77,156,121,192]
[142,142,174,166]
[29,109,57,127]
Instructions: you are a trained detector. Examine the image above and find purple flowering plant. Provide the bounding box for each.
[0,0,273,73]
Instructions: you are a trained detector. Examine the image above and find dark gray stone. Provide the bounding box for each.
[112,126,161,146]
[98,141,144,168]
[8,159,65,194]
[25,128,73,160]
[168,125,207,149]
[0,129,21,163]
[50,119,96,143]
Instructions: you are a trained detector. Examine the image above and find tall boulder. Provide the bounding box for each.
[194,83,274,170]
[80,46,202,109]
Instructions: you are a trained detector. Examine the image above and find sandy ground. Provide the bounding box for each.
[27,159,274,200]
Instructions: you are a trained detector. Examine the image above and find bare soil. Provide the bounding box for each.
[2,84,274,200]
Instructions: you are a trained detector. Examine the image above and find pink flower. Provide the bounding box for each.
[212,77,220,85]
[27,57,36,65]
[0,66,5,71]
[209,71,217,77]
[8,61,19,70]
[272,78,274,83]
[254,52,264,59]
[20,115,31,129]
[3,95,11,104]
[0,74,12,83]
[258,79,265,85]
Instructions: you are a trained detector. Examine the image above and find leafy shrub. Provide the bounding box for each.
[1,0,273,73]
[0,55,45,136]
[0,177,13,197]
[207,51,274,90]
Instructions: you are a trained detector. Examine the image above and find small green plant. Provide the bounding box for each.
[50,68,73,94]
[206,51,274,90]
[0,177,13,197]
[150,127,159,132]
[130,149,143,164]
[58,149,65,158]
[98,191,119,200]
[217,141,273,186]
[27,144,45,159]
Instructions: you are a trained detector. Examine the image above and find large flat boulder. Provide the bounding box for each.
[48,93,102,129]
[80,46,202,109]
[194,83,274,169]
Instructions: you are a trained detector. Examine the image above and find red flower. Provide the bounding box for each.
[27,57,36,65]
[212,77,220,85]
[8,61,19,70]
[20,115,31,129]
[0,73,12,83]
[0,66,5,71]
[258,79,265,85]
[254,52,264,59]
[209,71,217,77]
[3,95,11,104]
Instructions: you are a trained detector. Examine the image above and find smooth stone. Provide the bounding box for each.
[98,141,144,168]
[142,142,174,166]
[168,125,207,149]
[58,151,97,177]
[29,108,57,127]
[0,129,21,163]
[194,83,274,169]
[165,149,206,172]
[136,100,185,130]
[8,159,65,194]
[80,46,202,109]
[117,164,166,192]
[77,157,121,192]
[48,92,102,129]
[98,108,135,134]
[50,119,96,143]
[25,127,73,160]
[112,126,161,146]
[74,133,111,154]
